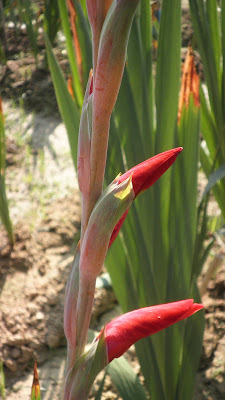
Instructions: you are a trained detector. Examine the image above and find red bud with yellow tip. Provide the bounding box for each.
[109,147,183,246]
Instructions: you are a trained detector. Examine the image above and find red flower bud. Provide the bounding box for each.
[101,299,203,362]
[109,147,183,246]
[117,147,183,197]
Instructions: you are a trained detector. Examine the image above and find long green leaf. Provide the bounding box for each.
[189,0,223,134]
[107,356,148,400]
[202,163,225,200]
[44,32,80,169]
[71,0,92,86]
[176,283,205,400]
[57,0,83,107]
[0,360,5,399]
[0,110,14,245]
[94,370,107,400]
[155,0,181,152]
[222,0,225,117]
[200,144,225,217]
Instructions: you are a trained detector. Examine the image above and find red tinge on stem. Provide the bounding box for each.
[101,299,203,362]
[109,147,183,246]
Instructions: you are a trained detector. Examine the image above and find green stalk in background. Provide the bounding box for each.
[0,98,14,247]
[17,0,39,66]
[189,0,225,219]
[43,0,60,47]
[45,1,205,398]
[0,360,5,400]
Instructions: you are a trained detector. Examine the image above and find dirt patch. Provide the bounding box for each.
[0,196,80,374]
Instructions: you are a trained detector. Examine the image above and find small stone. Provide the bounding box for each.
[11,347,21,359]
[38,264,46,276]
[20,346,33,362]
[47,289,58,306]
[47,333,61,348]
[36,311,45,321]
[5,359,17,372]
[8,334,26,345]
[36,349,48,363]
[27,304,39,315]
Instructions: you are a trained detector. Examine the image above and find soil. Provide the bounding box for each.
[0,7,225,400]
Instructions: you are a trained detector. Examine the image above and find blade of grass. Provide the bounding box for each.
[202,164,225,200]
[0,103,14,245]
[107,356,149,400]
[57,0,83,107]
[71,0,92,85]
[44,32,80,169]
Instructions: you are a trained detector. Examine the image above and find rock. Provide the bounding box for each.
[47,289,58,306]
[11,348,21,359]
[91,288,117,327]
[47,332,61,348]
[5,359,17,372]
[27,303,39,314]
[36,311,45,321]
[20,346,33,362]
[7,334,27,346]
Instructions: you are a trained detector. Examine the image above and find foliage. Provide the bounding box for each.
[16,0,39,65]
[189,0,225,219]
[0,98,14,245]
[0,360,5,399]
[43,0,60,47]
[106,6,204,399]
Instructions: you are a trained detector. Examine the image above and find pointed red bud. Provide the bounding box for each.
[109,147,183,246]
[117,147,183,198]
[100,299,203,362]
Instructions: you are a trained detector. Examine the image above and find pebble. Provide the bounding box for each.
[11,347,21,359]
[47,333,61,348]
[5,359,17,372]
[36,311,45,321]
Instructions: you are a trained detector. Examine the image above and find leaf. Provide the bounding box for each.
[201,163,225,200]
[200,144,225,217]
[0,360,5,399]
[57,0,83,107]
[0,105,14,245]
[175,283,205,400]
[189,0,223,131]
[71,0,92,85]
[44,32,80,169]
[155,0,181,152]
[107,356,148,400]
[95,370,107,400]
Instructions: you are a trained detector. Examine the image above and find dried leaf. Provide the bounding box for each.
[178,46,200,124]
[31,362,41,400]
[67,0,83,88]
